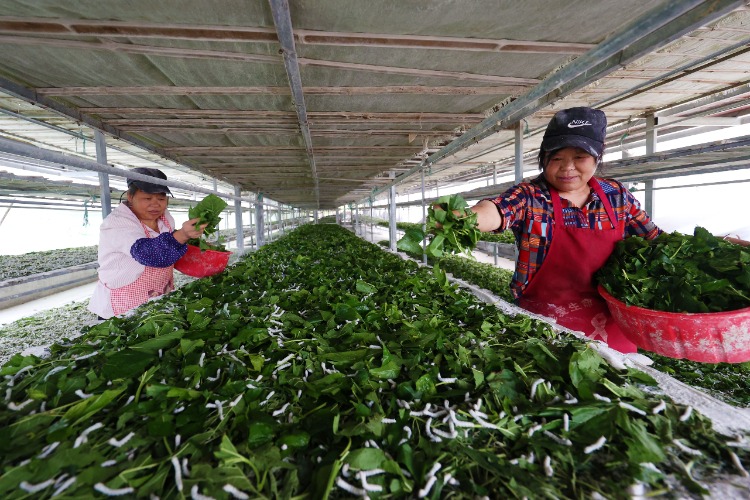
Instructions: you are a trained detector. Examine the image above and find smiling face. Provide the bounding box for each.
[127,189,169,223]
[542,147,598,196]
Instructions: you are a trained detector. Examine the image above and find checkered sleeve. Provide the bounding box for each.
[483,183,534,230]
[615,182,663,239]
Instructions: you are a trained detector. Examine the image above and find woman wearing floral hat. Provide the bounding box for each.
[88,168,206,319]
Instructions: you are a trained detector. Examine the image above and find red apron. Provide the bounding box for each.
[518,178,636,353]
[110,216,175,316]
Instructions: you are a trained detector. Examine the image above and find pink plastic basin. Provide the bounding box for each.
[174,244,230,278]
[598,285,750,363]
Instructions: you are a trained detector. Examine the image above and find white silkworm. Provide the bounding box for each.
[108,432,135,448]
[44,366,68,380]
[273,362,291,373]
[101,460,117,467]
[277,353,295,365]
[381,418,397,423]
[673,439,702,456]
[450,410,476,428]
[52,475,76,497]
[619,402,647,416]
[8,399,34,411]
[424,418,442,443]
[530,378,545,399]
[730,451,749,477]
[37,442,60,459]
[336,477,366,496]
[544,455,554,477]
[259,390,275,406]
[357,470,383,492]
[190,484,215,500]
[563,413,570,432]
[199,353,206,367]
[469,410,499,429]
[528,424,542,437]
[418,476,438,498]
[74,350,99,360]
[93,483,135,496]
[74,422,104,448]
[223,484,250,499]
[543,430,572,446]
[437,373,457,383]
[272,403,290,417]
[584,436,607,454]
[593,393,611,403]
[679,406,693,422]
[171,456,183,491]
[19,479,54,493]
[652,400,666,414]
[75,390,92,399]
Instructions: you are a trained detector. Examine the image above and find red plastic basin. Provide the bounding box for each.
[598,285,750,363]
[174,244,230,278]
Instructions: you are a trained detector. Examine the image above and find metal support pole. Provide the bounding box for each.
[389,185,397,252]
[314,210,318,223]
[335,207,340,224]
[94,130,112,217]
[514,122,524,184]
[493,164,498,185]
[255,195,264,248]
[214,179,221,244]
[421,169,427,264]
[369,198,374,242]
[266,206,271,242]
[645,113,657,217]
[234,185,244,253]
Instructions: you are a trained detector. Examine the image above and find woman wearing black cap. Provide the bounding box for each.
[89,167,206,319]
[468,107,661,352]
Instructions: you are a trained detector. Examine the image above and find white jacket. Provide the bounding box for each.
[88,203,176,318]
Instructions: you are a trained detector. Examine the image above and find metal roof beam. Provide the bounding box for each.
[269,0,319,209]
[366,0,745,202]
[0,136,252,204]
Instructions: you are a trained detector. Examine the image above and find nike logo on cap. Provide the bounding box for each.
[568,120,592,128]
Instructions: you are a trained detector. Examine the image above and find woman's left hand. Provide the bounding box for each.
[174,218,208,243]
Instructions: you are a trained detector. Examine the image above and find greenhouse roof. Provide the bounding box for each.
[0,1,749,209]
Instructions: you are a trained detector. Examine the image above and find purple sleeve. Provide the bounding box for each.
[130,232,188,268]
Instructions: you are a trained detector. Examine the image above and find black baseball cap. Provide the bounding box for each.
[540,107,607,158]
[126,167,172,195]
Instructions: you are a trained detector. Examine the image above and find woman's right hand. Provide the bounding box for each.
[173,218,208,243]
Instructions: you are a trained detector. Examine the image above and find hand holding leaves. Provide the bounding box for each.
[186,194,228,251]
[397,194,481,258]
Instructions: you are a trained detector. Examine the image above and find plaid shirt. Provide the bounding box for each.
[486,175,661,300]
